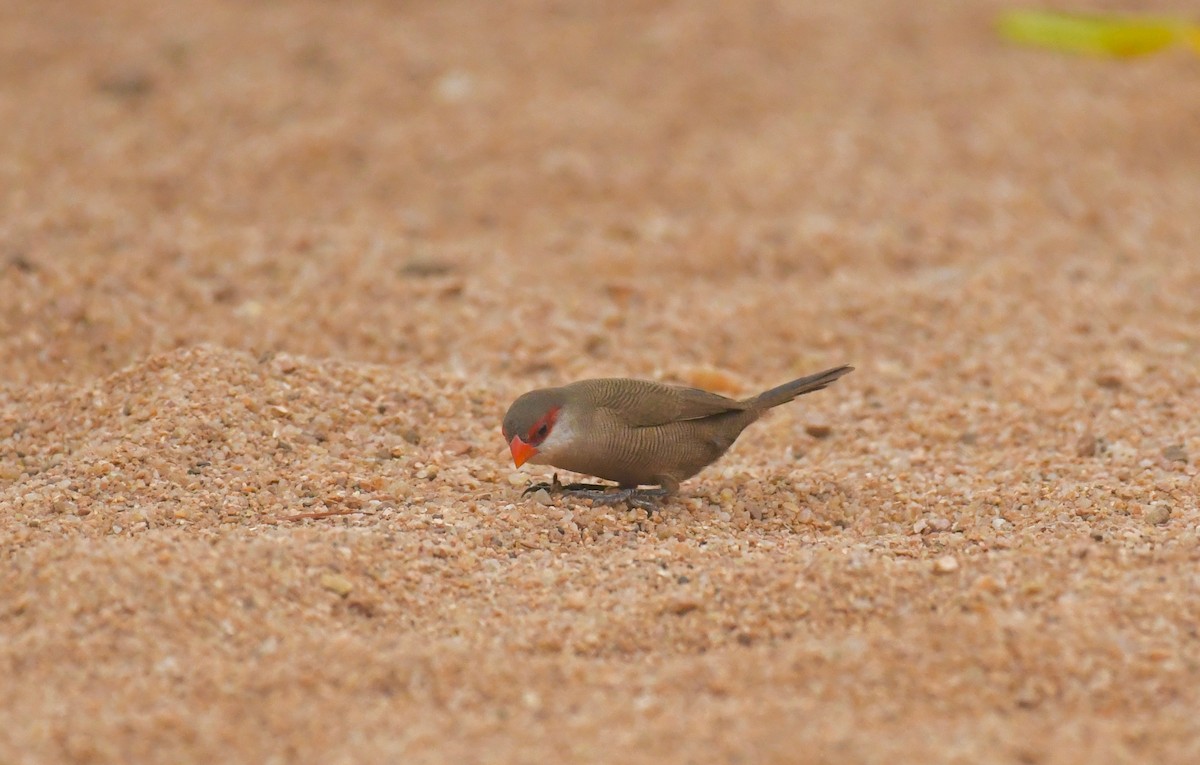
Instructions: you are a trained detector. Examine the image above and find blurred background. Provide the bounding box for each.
[1,0,1197,389]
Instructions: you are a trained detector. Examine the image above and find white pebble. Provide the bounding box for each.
[933,555,959,574]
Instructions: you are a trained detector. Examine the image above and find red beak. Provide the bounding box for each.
[509,436,538,468]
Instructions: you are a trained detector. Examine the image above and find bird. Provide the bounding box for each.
[501,364,853,509]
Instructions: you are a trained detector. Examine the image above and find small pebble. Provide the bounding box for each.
[434,71,475,103]
[1163,444,1187,464]
[1076,433,1101,458]
[805,422,834,439]
[531,488,552,506]
[97,68,155,97]
[933,555,959,574]
[562,591,588,611]
[663,596,702,616]
[1095,372,1123,389]
[1145,505,1171,526]
[320,573,354,597]
[971,575,1004,594]
[521,690,541,710]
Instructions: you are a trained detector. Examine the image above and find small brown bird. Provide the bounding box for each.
[502,364,853,508]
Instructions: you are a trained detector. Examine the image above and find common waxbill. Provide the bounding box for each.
[502,364,853,507]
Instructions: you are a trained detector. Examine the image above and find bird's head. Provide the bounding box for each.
[501,388,570,468]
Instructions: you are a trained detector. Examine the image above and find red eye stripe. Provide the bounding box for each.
[525,406,560,445]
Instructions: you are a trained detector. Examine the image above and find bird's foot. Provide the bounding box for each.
[562,486,670,512]
[523,473,611,496]
[522,475,669,511]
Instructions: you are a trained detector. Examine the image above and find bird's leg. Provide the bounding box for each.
[520,474,614,498]
[522,475,672,511]
[523,473,613,496]
[559,486,671,512]
[559,482,620,492]
[522,473,565,495]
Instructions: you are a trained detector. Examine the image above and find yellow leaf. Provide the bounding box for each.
[998,10,1197,57]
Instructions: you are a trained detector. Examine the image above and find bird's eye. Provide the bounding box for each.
[528,423,549,444]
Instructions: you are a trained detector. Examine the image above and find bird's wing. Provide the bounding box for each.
[571,379,749,428]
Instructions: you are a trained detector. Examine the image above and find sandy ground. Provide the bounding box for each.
[3,1,1200,762]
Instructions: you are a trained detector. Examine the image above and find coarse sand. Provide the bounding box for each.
[2,1,1200,763]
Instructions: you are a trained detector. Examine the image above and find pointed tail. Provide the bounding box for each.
[746,364,854,411]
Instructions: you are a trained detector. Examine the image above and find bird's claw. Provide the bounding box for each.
[601,489,669,512]
[521,474,562,496]
[522,474,613,495]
